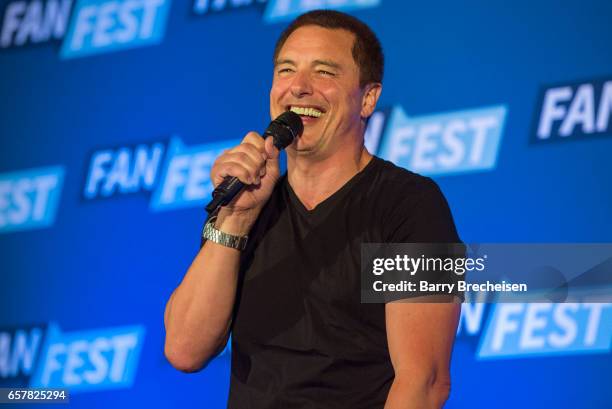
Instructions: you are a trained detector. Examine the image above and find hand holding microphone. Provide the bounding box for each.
[207,111,303,217]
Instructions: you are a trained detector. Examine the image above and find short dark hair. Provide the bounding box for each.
[273,10,384,88]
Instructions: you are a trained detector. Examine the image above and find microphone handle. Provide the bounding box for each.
[205,175,245,214]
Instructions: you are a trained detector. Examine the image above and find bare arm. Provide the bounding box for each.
[384,298,461,409]
[163,210,255,372]
[163,133,280,372]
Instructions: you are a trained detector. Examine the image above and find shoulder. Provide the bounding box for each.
[368,156,443,204]
[366,157,460,242]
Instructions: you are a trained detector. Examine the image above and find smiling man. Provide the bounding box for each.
[164,10,461,409]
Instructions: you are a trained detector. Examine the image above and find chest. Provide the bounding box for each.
[232,199,388,345]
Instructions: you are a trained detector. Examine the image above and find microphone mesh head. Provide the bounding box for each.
[267,111,304,149]
[276,111,304,137]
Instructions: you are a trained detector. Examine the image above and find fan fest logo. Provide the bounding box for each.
[192,0,381,23]
[0,323,145,392]
[0,0,172,58]
[458,298,611,359]
[0,166,64,234]
[83,136,238,210]
[0,0,380,58]
[532,78,612,143]
[366,105,506,176]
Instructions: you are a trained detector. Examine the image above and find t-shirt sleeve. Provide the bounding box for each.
[382,177,464,302]
[385,177,461,244]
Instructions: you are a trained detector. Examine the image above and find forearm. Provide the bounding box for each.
[164,210,257,372]
[384,302,459,409]
[384,376,450,409]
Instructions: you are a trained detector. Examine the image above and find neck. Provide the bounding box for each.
[287,140,372,210]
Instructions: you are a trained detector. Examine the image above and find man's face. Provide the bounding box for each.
[270,25,367,156]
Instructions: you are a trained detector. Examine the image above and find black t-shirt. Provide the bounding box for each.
[227,156,460,409]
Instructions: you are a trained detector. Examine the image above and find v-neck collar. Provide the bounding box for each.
[284,157,379,219]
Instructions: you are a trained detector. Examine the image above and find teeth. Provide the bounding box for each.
[290,106,322,118]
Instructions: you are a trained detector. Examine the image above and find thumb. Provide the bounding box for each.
[264,136,281,161]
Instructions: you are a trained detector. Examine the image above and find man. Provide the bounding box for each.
[164,10,461,409]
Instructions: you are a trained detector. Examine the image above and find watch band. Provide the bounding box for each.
[201,216,248,251]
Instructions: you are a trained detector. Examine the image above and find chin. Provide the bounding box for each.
[287,141,316,156]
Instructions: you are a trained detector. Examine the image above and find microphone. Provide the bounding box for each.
[205,111,304,214]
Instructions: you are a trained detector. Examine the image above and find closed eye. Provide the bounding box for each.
[318,70,335,77]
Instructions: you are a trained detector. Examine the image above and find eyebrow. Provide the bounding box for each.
[313,59,341,70]
[275,58,296,66]
[275,58,342,70]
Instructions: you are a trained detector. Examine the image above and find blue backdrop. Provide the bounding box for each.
[1,0,611,407]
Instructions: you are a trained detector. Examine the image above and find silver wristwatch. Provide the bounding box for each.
[201,216,248,251]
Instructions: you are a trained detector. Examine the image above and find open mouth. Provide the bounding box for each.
[286,105,326,119]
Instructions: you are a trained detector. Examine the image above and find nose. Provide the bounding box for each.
[290,70,313,98]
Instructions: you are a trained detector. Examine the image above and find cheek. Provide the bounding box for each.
[317,80,340,96]
[271,76,292,94]
[269,86,281,102]
[320,82,355,107]
[347,89,364,114]
[269,89,284,114]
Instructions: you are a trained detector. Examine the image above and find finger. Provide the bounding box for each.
[215,161,256,185]
[224,150,260,172]
[241,131,264,148]
[229,142,266,168]
[222,153,262,182]
[264,136,280,160]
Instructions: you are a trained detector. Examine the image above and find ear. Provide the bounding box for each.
[360,83,383,119]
